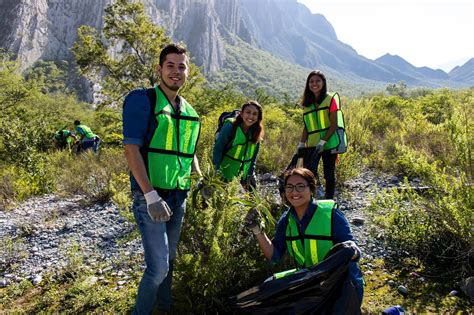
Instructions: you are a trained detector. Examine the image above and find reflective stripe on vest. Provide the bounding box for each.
[146,86,200,190]
[303,93,347,153]
[220,121,257,181]
[285,200,335,268]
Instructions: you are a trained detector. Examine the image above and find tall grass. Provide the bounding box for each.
[350,88,474,281]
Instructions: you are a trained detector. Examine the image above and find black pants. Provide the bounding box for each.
[313,150,337,199]
[284,148,337,199]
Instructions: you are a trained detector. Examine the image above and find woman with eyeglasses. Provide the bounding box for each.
[246,167,364,304]
[213,101,264,190]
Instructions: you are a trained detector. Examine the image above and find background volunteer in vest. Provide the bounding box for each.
[297,70,344,199]
[54,128,77,150]
[74,120,100,153]
[246,167,364,304]
[122,43,202,314]
[212,101,264,190]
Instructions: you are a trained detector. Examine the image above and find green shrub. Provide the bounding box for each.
[173,159,281,313]
[258,105,301,173]
[368,173,473,280]
[52,147,128,203]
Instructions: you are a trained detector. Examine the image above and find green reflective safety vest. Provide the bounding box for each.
[303,93,347,154]
[285,200,335,268]
[220,119,257,181]
[76,125,96,140]
[147,86,200,190]
[55,130,74,144]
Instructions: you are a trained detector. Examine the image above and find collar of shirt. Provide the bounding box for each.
[174,95,182,114]
[288,199,317,229]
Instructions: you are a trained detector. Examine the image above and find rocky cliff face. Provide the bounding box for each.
[0,0,470,89]
[0,0,110,69]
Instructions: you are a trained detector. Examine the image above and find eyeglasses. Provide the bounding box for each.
[285,184,309,193]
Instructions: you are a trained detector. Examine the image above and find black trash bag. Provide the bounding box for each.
[228,242,361,315]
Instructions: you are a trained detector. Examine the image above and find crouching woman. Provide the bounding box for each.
[246,167,364,304]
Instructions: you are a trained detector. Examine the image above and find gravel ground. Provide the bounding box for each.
[0,168,406,288]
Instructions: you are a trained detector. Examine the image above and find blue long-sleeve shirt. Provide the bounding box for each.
[212,122,260,179]
[122,88,185,192]
[271,199,364,301]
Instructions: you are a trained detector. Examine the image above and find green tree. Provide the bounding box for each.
[0,51,35,112]
[71,0,204,106]
[386,80,408,98]
[23,60,69,94]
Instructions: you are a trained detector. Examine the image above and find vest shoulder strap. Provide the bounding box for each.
[146,87,156,112]
[144,87,156,147]
[316,199,336,209]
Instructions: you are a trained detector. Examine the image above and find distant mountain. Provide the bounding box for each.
[375,54,450,81]
[449,58,474,84]
[0,0,471,99]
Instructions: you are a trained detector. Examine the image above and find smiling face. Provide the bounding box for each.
[308,74,324,97]
[157,53,188,92]
[285,175,312,210]
[240,104,260,129]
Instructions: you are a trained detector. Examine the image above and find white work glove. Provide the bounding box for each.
[343,240,361,261]
[244,207,263,236]
[144,190,173,222]
[315,139,326,154]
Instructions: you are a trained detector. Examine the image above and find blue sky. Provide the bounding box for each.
[297,0,474,72]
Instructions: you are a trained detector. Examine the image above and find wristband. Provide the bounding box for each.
[251,225,262,236]
[318,139,326,146]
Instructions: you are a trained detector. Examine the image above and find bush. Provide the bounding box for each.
[368,173,473,280]
[52,147,128,203]
[173,159,281,313]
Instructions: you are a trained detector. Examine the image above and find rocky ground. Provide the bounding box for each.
[0,169,417,289]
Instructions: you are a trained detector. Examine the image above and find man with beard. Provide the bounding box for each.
[122,43,202,314]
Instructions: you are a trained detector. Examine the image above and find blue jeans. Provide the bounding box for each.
[82,137,100,153]
[132,189,188,314]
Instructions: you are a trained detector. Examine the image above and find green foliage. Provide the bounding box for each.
[72,0,205,106]
[208,38,385,99]
[110,172,133,221]
[347,89,473,180]
[0,236,28,273]
[52,148,128,203]
[361,258,471,313]
[348,88,473,284]
[93,107,123,146]
[386,81,408,98]
[174,160,280,313]
[0,52,99,204]
[192,84,246,115]
[0,52,36,113]
[368,172,473,281]
[0,243,139,313]
[258,105,301,173]
[23,60,69,94]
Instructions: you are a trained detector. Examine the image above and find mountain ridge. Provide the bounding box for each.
[0,0,472,98]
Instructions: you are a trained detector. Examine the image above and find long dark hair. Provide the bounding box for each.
[231,100,264,143]
[301,70,328,107]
